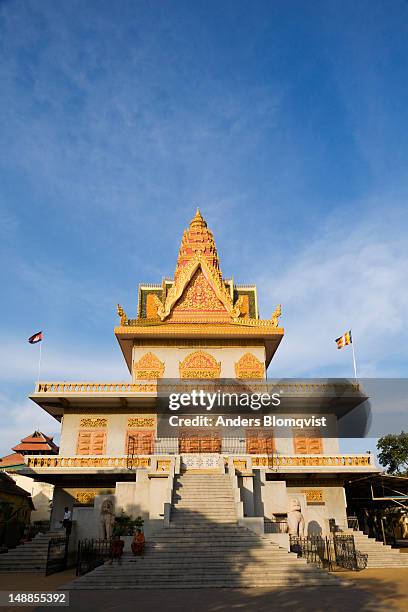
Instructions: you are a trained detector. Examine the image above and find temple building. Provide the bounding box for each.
[0,431,58,523]
[20,210,378,543]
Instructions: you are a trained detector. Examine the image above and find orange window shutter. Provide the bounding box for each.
[77,431,106,455]
[77,432,92,455]
[294,429,322,454]
[91,432,106,455]
[294,433,308,454]
[246,430,274,454]
[307,436,323,454]
[126,430,154,455]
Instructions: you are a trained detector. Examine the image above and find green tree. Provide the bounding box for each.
[377,431,408,475]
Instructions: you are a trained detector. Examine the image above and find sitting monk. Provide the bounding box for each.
[131,529,145,555]
[108,535,124,565]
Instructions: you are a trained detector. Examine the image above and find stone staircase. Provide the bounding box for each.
[0,529,65,573]
[64,473,341,589]
[171,473,237,524]
[352,531,408,568]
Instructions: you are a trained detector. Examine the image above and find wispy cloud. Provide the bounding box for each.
[261,202,408,377]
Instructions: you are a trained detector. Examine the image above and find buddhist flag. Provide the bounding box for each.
[28,331,43,344]
[335,330,352,349]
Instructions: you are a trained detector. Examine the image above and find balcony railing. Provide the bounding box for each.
[251,454,374,468]
[34,382,157,394]
[34,380,361,395]
[25,456,150,469]
[24,452,375,471]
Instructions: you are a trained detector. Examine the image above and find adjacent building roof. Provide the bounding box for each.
[0,471,35,509]
[0,452,25,469]
[11,430,59,455]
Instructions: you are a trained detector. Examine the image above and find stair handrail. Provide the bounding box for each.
[163,457,176,528]
[227,457,244,519]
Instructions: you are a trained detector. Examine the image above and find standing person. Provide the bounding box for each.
[61,506,72,537]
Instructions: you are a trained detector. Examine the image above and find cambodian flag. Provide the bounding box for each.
[28,331,43,344]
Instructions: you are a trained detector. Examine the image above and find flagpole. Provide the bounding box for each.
[351,333,358,381]
[37,341,42,385]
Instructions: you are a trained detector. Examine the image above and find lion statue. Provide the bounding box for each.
[100,499,115,540]
[287,497,305,536]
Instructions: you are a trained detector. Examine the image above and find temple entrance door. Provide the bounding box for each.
[179,430,221,454]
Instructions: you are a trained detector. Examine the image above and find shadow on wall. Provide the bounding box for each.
[307,520,323,536]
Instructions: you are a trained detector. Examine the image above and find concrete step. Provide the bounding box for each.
[0,530,65,574]
[66,578,340,589]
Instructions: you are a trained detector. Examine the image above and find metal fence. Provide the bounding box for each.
[76,538,112,576]
[45,536,69,576]
[347,516,360,531]
[289,534,368,571]
[264,520,288,534]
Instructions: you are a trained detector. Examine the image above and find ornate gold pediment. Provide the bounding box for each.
[179,350,221,379]
[169,268,228,318]
[133,352,165,379]
[156,252,241,321]
[235,353,265,379]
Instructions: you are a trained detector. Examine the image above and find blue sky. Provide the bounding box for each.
[1,0,407,455]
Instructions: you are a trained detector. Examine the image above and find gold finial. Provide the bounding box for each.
[271,304,282,328]
[190,207,207,229]
[117,303,128,325]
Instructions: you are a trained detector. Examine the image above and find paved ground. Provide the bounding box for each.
[0,568,408,612]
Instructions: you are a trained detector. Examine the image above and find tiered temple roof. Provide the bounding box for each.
[11,431,59,455]
[0,431,59,471]
[115,210,284,370]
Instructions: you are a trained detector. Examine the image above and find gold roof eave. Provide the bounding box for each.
[114,322,284,372]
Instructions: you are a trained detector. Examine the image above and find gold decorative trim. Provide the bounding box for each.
[36,382,157,393]
[75,490,98,505]
[26,456,151,468]
[233,459,247,470]
[302,489,324,503]
[251,455,373,467]
[132,339,265,347]
[179,350,221,379]
[235,353,265,379]
[157,460,171,472]
[115,322,284,334]
[80,418,107,428]
[127,417,156,428]
[133,352,165,379]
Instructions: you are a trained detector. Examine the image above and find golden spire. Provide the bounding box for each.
[189,208,207,229]
[174,209,220,279]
